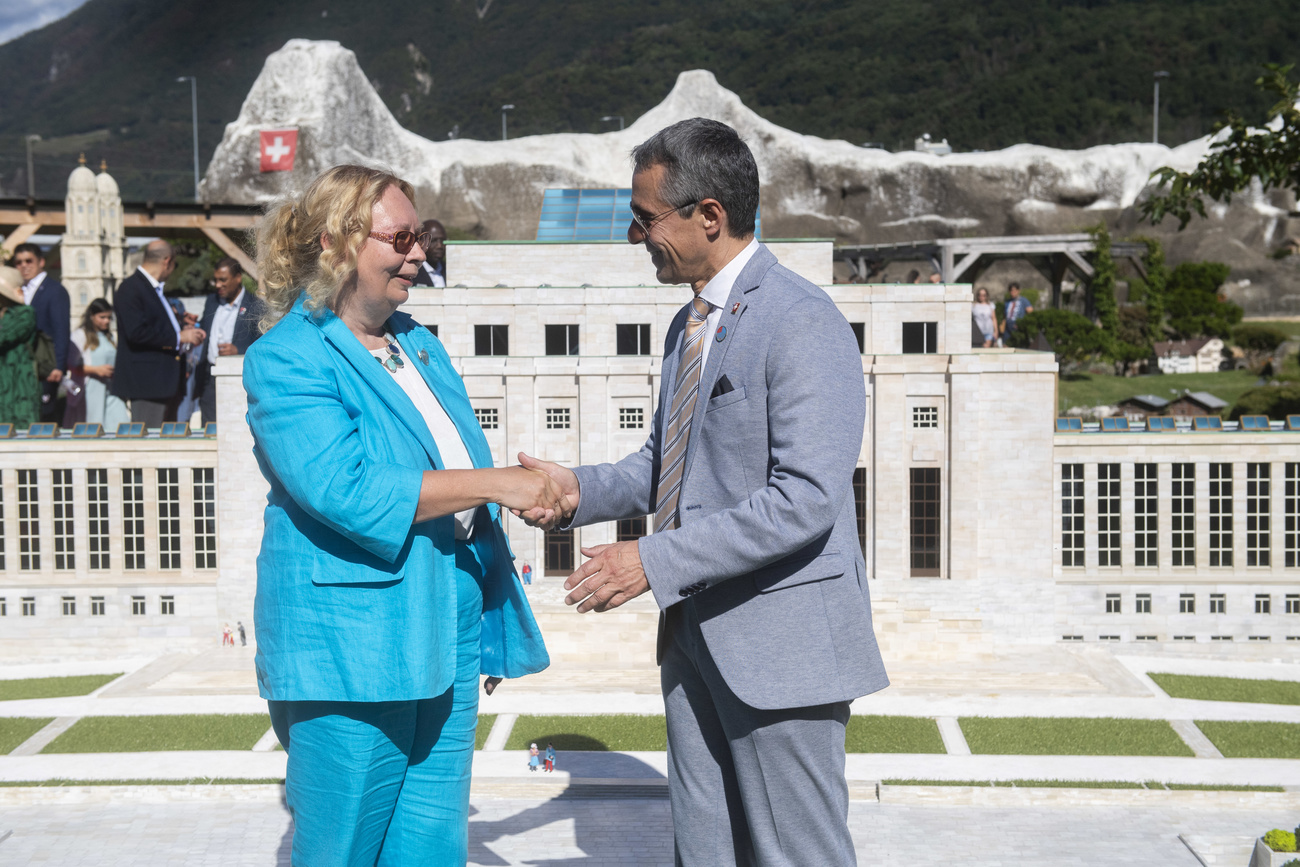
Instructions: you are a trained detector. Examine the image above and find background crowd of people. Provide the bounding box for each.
[0,216,455,433]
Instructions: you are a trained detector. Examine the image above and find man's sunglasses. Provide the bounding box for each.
[368,231,433,255]
[630,201,699,236]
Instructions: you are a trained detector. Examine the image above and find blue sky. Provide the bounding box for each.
[0,0,90,46]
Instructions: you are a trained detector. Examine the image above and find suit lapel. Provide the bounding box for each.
[682,245,774,475]
[315,307,444,470]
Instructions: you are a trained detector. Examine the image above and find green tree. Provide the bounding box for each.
[1232,322,1291,372]
[1228,384,1300,421]
[1088,224,1119,336]
[1005,309,1107,367]
[1164,262,1242,339]
[1143,64,1300,230]
[1130,237,1169,344]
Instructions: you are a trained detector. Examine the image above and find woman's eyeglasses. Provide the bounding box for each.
[368,231,432,255]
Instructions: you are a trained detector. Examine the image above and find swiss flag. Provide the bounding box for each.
[259,129,298,173]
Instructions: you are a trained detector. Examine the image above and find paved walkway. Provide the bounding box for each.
[3,643,1300,863]
[0,790,1291,865]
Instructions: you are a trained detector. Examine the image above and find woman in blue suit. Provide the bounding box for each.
[245,165,560,866]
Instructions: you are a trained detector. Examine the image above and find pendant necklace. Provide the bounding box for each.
[376,332,405,373]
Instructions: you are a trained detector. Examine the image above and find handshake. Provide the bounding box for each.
[504,452,579,532]
[499,453,649,615]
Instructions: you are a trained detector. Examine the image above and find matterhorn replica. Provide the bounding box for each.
[203,40,1297,312]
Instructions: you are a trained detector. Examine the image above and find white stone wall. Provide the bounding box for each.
[0,436,220,656]
[444,240,832,289]
[1053,433,1300,643]
[9,240,1296,661]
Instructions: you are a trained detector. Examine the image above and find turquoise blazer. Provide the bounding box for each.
[244,294,548,703]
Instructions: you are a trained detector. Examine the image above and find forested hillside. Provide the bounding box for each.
[0,0,1295,201]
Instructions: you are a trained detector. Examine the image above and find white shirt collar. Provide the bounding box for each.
[137,265,164,291]
[697,238,759,310]
[219,288,246,311]
[21,271,46,304]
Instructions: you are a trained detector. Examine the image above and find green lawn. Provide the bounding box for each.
[505,714,666,752]
[845,715,945,753]
[1150,673,1300,706]
[959,717,1194,757]
[0,674,123,702]
[1195,721,1300,759]
[0,717,53,754]
[476,714,495,751]
[1058,369,1263,415]
[42,714,272,753]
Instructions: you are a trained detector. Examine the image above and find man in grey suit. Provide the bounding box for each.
[521,118,888,865]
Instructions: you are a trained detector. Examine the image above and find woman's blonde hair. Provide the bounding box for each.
[255,164,416,332]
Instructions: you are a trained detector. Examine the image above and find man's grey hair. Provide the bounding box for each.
[632,118,759,239]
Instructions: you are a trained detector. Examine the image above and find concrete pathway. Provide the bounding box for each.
[0,790,1292,866]
[3,645,1300,864]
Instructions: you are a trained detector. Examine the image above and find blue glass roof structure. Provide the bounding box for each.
[536,188,761,241]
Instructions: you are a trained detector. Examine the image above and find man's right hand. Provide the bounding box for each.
[516,453,580,530]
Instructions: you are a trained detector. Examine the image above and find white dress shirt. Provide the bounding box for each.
[694,238,759,371]
[21,271,46,305]
[421,261,446,288]
[207,289,246,364]
[370,343,476,539]
[137,267,182,349]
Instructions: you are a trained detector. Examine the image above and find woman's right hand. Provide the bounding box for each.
[87,364,113,379]
[494,466,566,522]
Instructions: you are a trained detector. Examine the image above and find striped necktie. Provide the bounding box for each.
[654,295,712,531]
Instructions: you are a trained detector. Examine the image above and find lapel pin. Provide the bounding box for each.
[418,349,430,365]
[715,325,727,342]
[731,302,740,314]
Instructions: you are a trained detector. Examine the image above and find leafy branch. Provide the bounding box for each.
[1142,63,1300,229]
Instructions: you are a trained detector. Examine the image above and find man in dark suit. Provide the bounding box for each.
[522,119,887,865]
[11,243,70,422]
[194,256,263,426]
[111,240,206,427]
[410,218,446,287]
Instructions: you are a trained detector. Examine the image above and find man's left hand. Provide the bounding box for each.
[564,541,649,613]
[46,369,63,383]
[218,343,237,356]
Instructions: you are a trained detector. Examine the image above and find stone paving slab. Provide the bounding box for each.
[3,748,1298,788]
[1,794,1294,865]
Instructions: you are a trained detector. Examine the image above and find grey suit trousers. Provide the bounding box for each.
[662,600,855,867]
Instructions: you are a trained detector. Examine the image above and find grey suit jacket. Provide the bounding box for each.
[570,244,888,710]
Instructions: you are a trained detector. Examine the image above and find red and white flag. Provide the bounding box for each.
[259,129,298,172]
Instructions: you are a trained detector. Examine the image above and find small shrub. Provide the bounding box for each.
[1228,384,1300,421]
[1264,829,1297,852]
[1232,323,1290,352]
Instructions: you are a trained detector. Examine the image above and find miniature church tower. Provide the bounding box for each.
[59,155,126,324]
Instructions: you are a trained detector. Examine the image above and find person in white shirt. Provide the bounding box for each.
[194,257,264,426]
[109,240,206,427]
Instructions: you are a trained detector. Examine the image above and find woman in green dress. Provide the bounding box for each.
[0,266,39,428]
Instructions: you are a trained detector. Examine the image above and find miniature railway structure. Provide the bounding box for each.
[835,233,1150,310]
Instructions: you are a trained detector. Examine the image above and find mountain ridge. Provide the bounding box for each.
[0,0,1296,201]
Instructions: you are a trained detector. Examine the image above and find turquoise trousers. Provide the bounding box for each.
[269,544,484,866]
